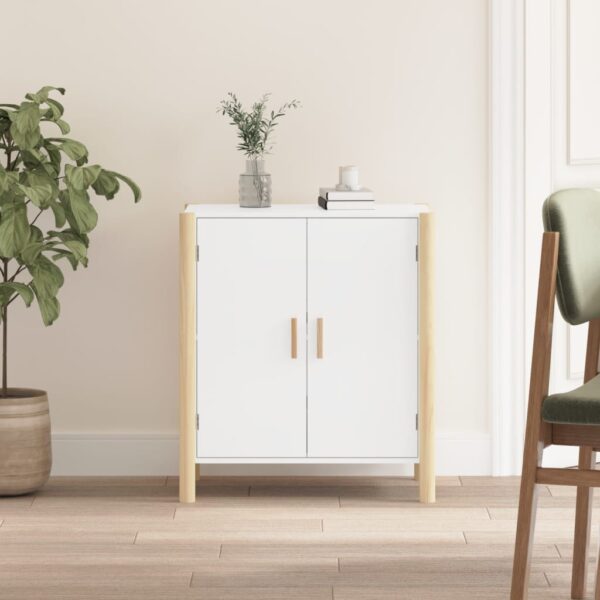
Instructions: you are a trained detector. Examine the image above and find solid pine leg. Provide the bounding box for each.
[413,463,420,481]
[572,446,595,599]
[195,464,201,481]
[179,463,195,503]
[179,212,196,504]
[419,457,435,504]
[419,212,435,504]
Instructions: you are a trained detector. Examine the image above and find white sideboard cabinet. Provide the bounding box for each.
[179,204,435,503]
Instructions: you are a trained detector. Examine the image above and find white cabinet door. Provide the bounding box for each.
[196,218,306,458]
[307,218,418,458]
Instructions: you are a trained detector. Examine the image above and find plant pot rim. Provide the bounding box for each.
[0,388,47,400]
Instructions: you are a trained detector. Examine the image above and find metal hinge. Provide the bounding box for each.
[196,245,199,262]
[415,414,418,430]
[415,245,419,261]
[196,414,199,430]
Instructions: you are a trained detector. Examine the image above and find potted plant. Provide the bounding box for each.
[0,86,140,495]
[218,93,300,208]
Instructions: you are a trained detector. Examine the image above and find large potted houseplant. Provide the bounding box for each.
[0,86,140,495]
[218,93,300,208]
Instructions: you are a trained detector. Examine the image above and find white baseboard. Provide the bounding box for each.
[51,432,491,476]
[51,433,178,476]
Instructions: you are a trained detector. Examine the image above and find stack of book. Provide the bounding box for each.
[318,188,375,210]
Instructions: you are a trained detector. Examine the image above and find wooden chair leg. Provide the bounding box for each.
[572,446,596,599]
[511,444,543,600]
[595,536,600,600]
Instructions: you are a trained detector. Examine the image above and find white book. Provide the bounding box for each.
[319,187,375,201]
[318,197,375,210]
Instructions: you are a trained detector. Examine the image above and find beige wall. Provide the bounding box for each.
[5,0,489,472]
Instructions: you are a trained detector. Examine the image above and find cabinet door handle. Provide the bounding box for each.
[291,318,298,359]
[317,318,324,359]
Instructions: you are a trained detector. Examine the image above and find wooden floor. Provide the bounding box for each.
[0,476,597,599]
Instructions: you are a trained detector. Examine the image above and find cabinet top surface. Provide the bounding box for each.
[184,203,429,218]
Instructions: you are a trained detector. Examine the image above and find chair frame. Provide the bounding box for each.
[511,231,600,599]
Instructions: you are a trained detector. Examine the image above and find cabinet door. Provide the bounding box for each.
[307,218,418,458]
[196,218,306,458]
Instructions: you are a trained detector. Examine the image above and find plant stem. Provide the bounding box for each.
[10,150,20,171]
[251,157,265,207]
[1,132,20,396]
[2,258,8,397]
[30,209,43,227]
[8,265,25,282]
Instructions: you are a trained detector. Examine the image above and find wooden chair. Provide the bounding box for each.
[511,189,600,599]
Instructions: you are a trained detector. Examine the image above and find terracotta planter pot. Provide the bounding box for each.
[0,389,51,496]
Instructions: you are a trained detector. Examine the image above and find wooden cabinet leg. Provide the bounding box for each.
[195,464,201,482]
[419,212,435,504]
[572,446,595,599]
[419,452,435,503]
[179,212,197,504]
[179,456,195,503]
[413,463,420,481]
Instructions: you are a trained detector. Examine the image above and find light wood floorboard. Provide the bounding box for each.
[0,475,595,599]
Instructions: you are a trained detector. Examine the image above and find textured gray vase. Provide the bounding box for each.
[239,159,272,208]
[0,389,51,496]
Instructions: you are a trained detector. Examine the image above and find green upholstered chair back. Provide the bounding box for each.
[543,188,600,325]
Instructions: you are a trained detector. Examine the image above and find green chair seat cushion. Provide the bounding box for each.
[542,374,600,424]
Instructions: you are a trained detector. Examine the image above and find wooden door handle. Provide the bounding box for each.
[317,318,324,359]
[291,318,298,359]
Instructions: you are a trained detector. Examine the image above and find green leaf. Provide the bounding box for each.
[9,101,40,130]
[29,252,64,326]
[43,141,62,175]
[19,241,43,265]
[49,198,66,228]
[18,172,56,208]
[91,169,120,199]
[0,282,33,307]
[47,138,88,162]
[8,102,41,150]
[28,254,64,298]
[20,149,45,169]
[42,98,66,122]
[54,119,70,134]
[61,239,86,263]
[25,86,65,104]
[47,230,88,265]
[53,251,77,270]
[32,287,60,326]
[0,168,18,195]
[67,188,98,233]
[29,225,43,242]
[0,202,30,257]
[0,286,10,307]
[65,164,101,191]
[109,171,141,202]
[18,183,52,207]
[0,117,10,135]
[19,226,45,265]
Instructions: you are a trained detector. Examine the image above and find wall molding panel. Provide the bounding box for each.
[490,0,526,475]
[567,0,600,165]
[491,0,600,473]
